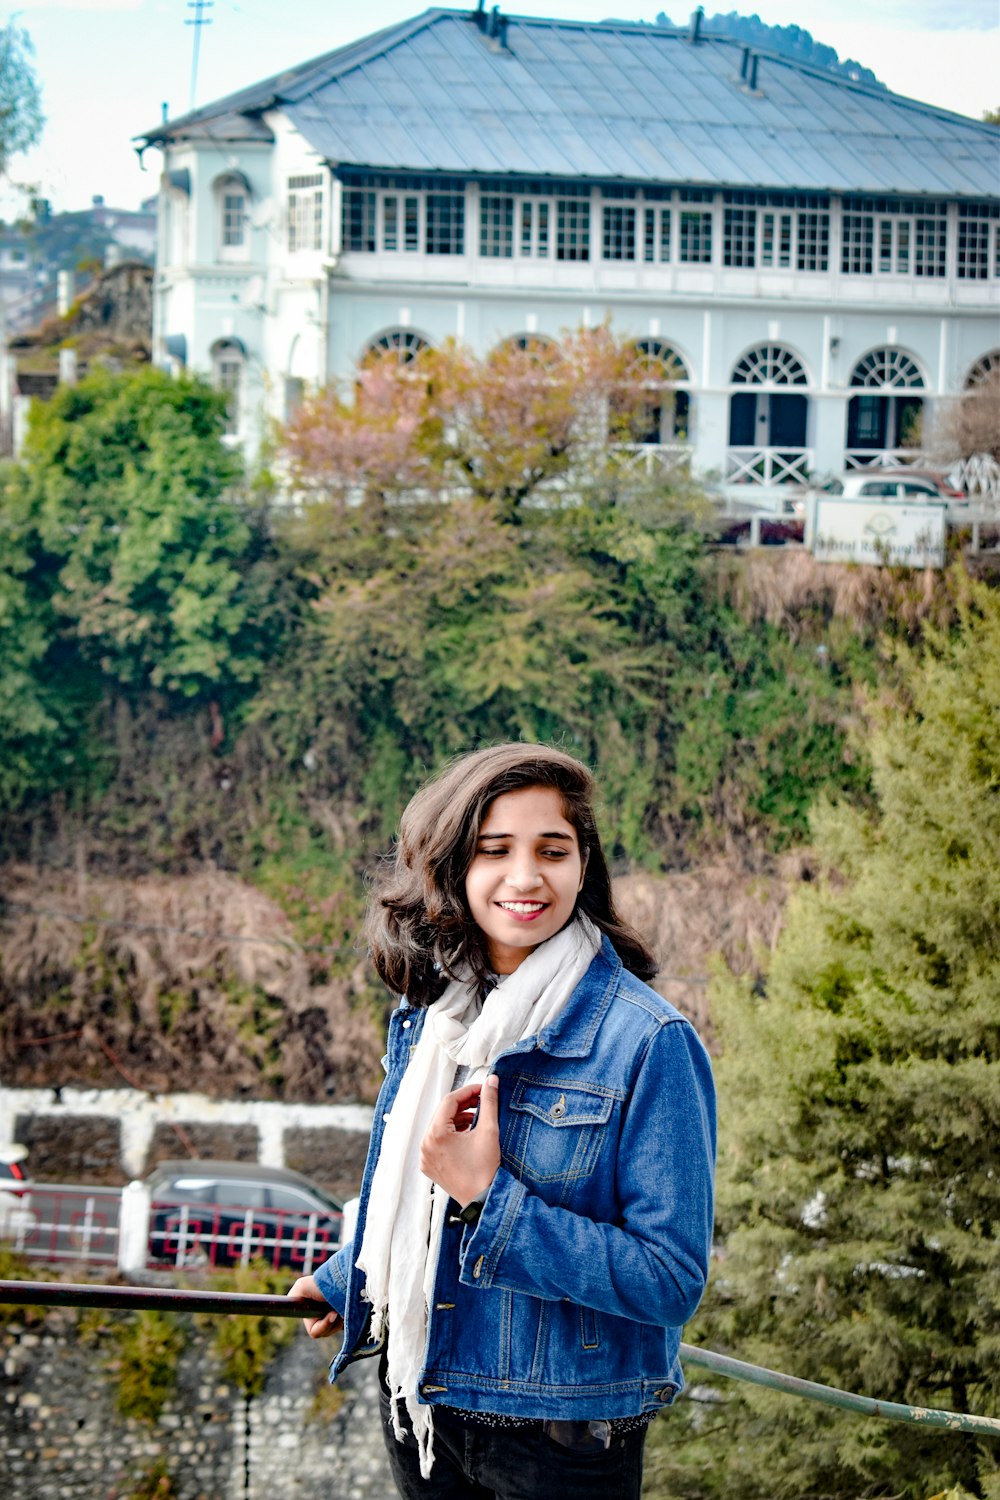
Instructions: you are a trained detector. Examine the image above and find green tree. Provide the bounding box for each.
[654,581,1000,1498]
[0,21,43,177]
[0,368,282,818]
[16,366,260,700]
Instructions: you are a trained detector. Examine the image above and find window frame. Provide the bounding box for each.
[841,196,948,279]
[340,174,466,257]
[211,339,245,437]
[287,172,325,255]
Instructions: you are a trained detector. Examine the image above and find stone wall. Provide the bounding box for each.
[1,1306,394,1499]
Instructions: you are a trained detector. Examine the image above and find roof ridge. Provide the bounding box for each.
[137,6,451,142]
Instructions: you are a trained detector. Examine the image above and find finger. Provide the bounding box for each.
[447,1081,485,1106]
[475,1073,500,1130]
[305,1311,342,1339]
[428,1083,482,1134]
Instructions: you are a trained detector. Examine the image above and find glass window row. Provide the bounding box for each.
[337,181,998,277]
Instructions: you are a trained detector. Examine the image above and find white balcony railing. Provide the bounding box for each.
[844,448,923,470]
[725,446,812,486]
[611,442,692,479]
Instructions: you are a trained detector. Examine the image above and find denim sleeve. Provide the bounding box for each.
[458,1018,716,1328]
[311,1242,353,1318]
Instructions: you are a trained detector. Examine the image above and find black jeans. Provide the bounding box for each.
[378,1383,646,1500]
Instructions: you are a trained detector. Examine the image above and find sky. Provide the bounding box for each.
[3,0,998,218]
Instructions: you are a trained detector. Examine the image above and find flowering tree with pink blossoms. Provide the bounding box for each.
[282,329,661,521]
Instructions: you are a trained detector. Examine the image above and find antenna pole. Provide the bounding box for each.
[185,0,214,111]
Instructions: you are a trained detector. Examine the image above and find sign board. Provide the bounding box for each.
[809,497,946,568]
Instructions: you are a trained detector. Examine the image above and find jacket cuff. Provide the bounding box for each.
[457,1167,526,1289]
[312,1245,351,1316]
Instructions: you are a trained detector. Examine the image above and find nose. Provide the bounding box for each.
[505,854,544,892]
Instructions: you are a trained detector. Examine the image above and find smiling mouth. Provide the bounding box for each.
[497,901,548,915]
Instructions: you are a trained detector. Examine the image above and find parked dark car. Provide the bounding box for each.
[146,1159,343,1273]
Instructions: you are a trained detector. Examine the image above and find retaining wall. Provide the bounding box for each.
[1,1306,394,1500]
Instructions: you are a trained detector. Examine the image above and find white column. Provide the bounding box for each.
[118,1180,151,1274]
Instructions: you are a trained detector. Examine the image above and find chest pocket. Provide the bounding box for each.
[504,1078,614,1186]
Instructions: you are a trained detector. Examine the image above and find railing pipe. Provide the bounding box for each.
[679,1343,1000,1439]
[1,1280,999,1440]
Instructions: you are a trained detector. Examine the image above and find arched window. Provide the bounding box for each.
[363,329,431,364]
[732,344,808,386]
[214,172,251,262]
[965,350,1000,389]
[727,344,809,484]
[850,348,924,390]
[618,339,692,444]
[846,347,925,466]
[211,338,245,436]
[495,333,561,361]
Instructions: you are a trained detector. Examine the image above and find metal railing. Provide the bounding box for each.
[1,1278,998,1441]
[2,1181,340,1276]
[1,1184,121,1265]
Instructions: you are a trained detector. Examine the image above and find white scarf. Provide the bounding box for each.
[355,914,602,1476]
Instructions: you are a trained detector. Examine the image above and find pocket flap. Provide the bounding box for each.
[509,1078,614,1127]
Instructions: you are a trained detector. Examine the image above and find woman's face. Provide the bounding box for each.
[464,785,586,976]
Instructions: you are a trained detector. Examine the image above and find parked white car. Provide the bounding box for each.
[825,469,965,504]
[0,1144,34,1247]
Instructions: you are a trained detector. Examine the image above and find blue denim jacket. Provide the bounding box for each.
[313,937,716,1420]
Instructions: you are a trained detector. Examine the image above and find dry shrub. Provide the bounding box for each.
[0,864,382,1102]
[929,371,1000,467]
[727,548,970,642]
[614,852,813,1046]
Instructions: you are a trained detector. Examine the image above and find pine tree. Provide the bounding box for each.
[653,580,1000,1499]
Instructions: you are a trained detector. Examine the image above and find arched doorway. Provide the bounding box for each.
[727,343,810,487]
[845,348,925,468]
[210,337,246,437]
[610,339,693,483]
[623,339,692,444]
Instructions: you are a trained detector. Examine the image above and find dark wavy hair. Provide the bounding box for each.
[364,743,657,1005]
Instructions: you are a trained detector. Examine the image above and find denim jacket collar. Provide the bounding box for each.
[527,934,622,1059]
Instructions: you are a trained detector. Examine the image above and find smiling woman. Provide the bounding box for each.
[464,786,586,975]
[286,743,716,1500]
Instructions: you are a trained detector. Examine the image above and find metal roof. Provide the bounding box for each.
[139,8,1000,199]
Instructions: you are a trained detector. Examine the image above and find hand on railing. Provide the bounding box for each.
[287,1274,343,1339]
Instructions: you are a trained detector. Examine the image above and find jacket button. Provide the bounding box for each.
[402,1019,411,1029]
[655,1387,673,1401]
[472,1255,485,1279]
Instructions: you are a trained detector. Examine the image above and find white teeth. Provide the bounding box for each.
[498,902,545,913]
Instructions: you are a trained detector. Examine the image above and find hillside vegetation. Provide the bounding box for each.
[0,359,985,1098]
[652,10,883,87]
[1,362,997,1497]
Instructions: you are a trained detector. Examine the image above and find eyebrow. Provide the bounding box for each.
[477,831,574,841]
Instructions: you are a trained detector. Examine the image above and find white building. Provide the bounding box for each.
[136,6,1000,496]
